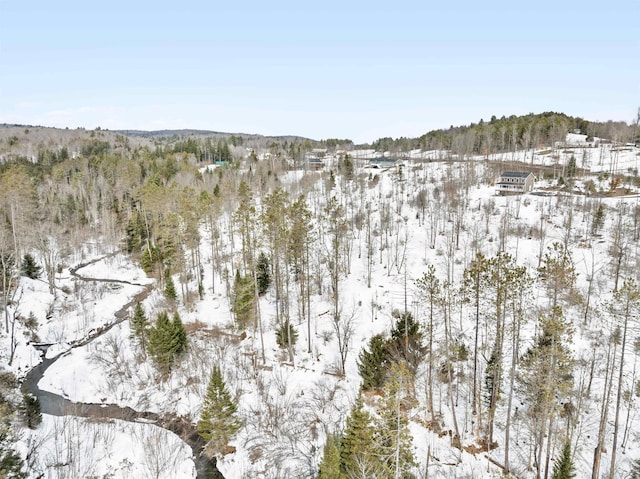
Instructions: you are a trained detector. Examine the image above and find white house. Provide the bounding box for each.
[496,171,535,195]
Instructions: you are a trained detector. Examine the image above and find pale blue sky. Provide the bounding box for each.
[1,0,638,143]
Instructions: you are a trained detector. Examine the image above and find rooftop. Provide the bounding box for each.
[500,171,533,178]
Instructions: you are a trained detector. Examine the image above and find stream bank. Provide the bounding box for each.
[21,256,224,479]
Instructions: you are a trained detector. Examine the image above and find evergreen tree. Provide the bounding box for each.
[170,311,188,356]
[538,242,579,308]
[21,393,41,429]
[0,429,25,479]
[608,278,640,476]
[164,272,177,303]
[20,253,41,280]
[338,155,354,180]
[260,188,289,330]
[22,312,39,342]
[215,141,232,164]
[147,310,187,374]
[375,361,417,478]
[130,302,150,352]
[232,270,256,330]
[0,404,26,479]
[340,395,380,477]
[288,195,314,352]
[156,215,179,268]
[256,252,271,295]
[197,365,241,458]
[390,310,421,342]
[140,244,161,274]
[519,307,574,479]
[234,181,257,274]
[416,264,442,418]
[566,155,577,178]
[275,321,298,349]
[591,203,605,235]
[551,442,575,479]
[317,433,342,479]
[125,210,147,253]
[387,310,425,375]
[357,334,389,390]
[462,253,489,418]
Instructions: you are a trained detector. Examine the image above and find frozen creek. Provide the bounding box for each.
[21,255,224,479]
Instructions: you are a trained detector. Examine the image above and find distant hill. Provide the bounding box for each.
[0,124,313,143]
[114,129,228,138]
[113,128,312,143]
[372,111,638,155]
[3,111,637,156]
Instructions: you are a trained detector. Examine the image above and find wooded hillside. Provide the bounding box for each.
[1,116,640,478]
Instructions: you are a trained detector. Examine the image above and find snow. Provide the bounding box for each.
[566,132,589,145]
[23,414,195,479]
[4,142,640,478]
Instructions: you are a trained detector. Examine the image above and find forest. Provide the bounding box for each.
[0,113,640,479]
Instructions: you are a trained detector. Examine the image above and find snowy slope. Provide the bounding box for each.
[3,142,640,478]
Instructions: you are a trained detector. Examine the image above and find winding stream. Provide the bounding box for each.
[21,255,224,479]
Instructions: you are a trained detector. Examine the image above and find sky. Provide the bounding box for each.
[1,0,639,143]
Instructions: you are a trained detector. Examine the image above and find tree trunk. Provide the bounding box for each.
[610,310,630,477]
[592,339,616,479]
[504,306,522,473]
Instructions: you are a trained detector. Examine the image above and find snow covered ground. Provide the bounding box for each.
[3,142,640,478]
[22,414,195,479]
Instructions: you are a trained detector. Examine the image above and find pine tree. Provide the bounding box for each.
[156,215,179,268]
[130,302,150,352]
[140,244,161,274]
[21,393,41,429]
[22,312,39,342]
[317,433,342,479]
[275,321,298,349]
[288,194,314,352]
[232,270,256,330]
[164,272,177,303]
[197,365,241,458]
[484,348,500,410]
[591,203,605,235]
[170,311,188,356]
[566,155,577,178]
[551,442,575,479]
[462,252,489,419]
[538,242,578,308]
[255,251,271,295]
[387,310,425,375]
[357,334,389,390]
[234,181,256,274]
[0,403,26,479]
[519,307,574,479]
[20,253,41,280]
[608,278,640,476]
[340,395,380,476]
[125,210,147,254]
[375,361,417,478]
[147,310,186,374]
[416,264,441,418]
